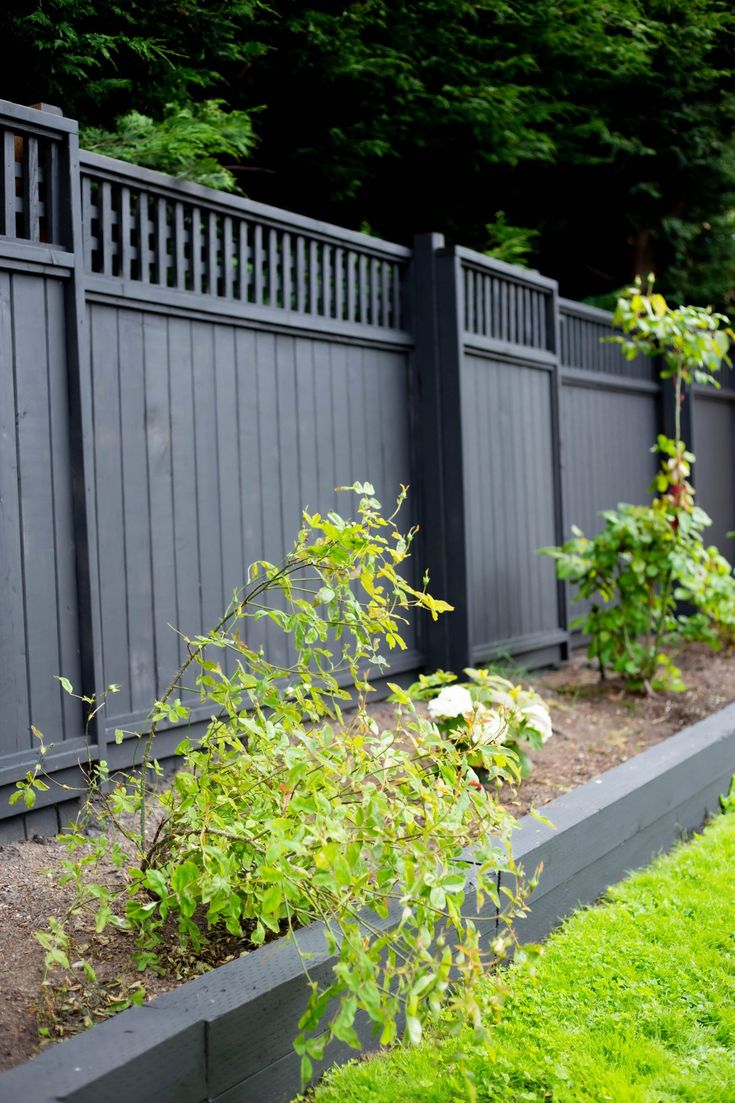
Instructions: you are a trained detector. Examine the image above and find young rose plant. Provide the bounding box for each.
[543,281,735,693]
[19,485,535,1084]
[401,668,552,780]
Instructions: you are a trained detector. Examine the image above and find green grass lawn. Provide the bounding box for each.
[310,812,735,1102]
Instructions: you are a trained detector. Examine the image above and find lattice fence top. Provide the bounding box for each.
[457,247,555,352]
[559,299,657,380]
[80,153,410,331]
[0,106,73,248]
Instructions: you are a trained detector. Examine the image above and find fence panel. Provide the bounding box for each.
[693,390,735,560]
[0,102,91,837]
[457,249,567,665]
[77,155,418,752]
[558,300,662,629]
[559,301,661,532]
[87,301,419,746]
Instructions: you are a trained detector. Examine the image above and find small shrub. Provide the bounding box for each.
[542,447,716,691]
[401,669,552,779]
[20,485,532,1082]
[543,281,735,692]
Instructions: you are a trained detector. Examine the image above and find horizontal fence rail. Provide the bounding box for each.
[1,99,734,838]
[80,153,408,330]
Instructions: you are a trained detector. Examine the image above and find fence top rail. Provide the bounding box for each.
[559,297,614,326]
[79,149,412,262]
[0,99,77,137]
[452,244,558,292]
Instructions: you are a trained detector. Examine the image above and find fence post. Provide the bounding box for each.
[54,108,107,757]
[547,284,571,660]
[410,234,471,671]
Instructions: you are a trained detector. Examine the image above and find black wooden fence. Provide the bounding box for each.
[2,99,734,838]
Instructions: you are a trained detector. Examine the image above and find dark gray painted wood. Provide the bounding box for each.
[0,270,29,755]
[0,268,84,762]
[0,1008,206,1103]
[691,394,735,561]
[80,294,418,743]
[461,351,560,654]
[562,384,659,536]
[561,382,659,625]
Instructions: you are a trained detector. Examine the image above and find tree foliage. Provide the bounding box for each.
[2,0,734,305]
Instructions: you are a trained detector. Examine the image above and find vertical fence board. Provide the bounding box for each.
[214,327,244,628]
[45,278,83,742]
[207,211,218,297]
[281,231,292,312]
[308,239,319,315]
[1,129,15,237]
[100,181,113,276]
[322,244,332,319]
[253,224,264,306]
[174,202,186,291]
[118,186,132,281]
[43,140,61,245]
[237,220,249,303]
[168,318,202,658]
[191,323,224,632]
[137,191,150,284]
[344,252,355,324]
[154,197,168,287]
[0,272,29,753]
[118,311,157,712]
[295,236,306,313]
[268,227,279,308]
[142,314,180,692]
[222,217,234,300]
[234,327,268,657]
[90,305,132,718]
[21,135,40,242]
[14,275,64,743]
[255,330,286,664]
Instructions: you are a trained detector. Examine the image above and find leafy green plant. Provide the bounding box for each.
[542,464,714,692]
[611,277,733,453]
[543,282,735,692]
[82,100,257,191]
[400,669,552,780]
[483,212,539,269]
[21,485,532,1082]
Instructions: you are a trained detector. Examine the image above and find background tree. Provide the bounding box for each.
[2,0,733,307]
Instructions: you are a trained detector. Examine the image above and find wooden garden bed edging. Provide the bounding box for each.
[1,702,734,1103]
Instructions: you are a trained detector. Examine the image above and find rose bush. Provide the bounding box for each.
[403,668,552,780]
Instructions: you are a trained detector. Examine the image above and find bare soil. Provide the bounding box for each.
[2,642,734,1073]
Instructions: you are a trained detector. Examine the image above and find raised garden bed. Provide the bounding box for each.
[2,694,734,1103]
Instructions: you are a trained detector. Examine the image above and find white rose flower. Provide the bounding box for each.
[471,708,507,746]
[522,701,552,743]
[427,685,474,720]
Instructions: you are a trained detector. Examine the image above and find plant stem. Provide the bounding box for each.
[648,565,673,681]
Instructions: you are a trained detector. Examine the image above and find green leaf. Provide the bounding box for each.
[406,1013,423,1045]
